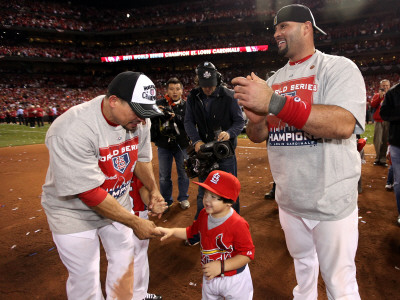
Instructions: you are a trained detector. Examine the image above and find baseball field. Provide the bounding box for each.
[0,124,398,299]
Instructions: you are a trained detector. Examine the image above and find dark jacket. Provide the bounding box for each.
[150,97,189,150]
[380,83,400,147]
[184,86,244,149]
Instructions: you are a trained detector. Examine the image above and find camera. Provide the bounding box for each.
[184,140,234,178]
[158,106,178,138]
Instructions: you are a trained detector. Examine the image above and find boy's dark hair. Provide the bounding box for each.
[220,196,234,205]
[166,77,183,89]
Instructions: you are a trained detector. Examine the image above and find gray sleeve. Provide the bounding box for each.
[138,119,152,162]
[321,57,366,134]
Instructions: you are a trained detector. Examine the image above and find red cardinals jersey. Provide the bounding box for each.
[130,175,146,213]
[186,209,255,277]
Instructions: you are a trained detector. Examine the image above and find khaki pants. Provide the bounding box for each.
[373,121,389,163]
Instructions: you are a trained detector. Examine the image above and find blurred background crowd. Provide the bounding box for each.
[0,0,399,124]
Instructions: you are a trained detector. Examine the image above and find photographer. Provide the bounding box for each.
[371,79,390,166]
[151,77,191,210]
[184,62,244,245]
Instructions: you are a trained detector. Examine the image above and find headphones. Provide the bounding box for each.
[195,62,223,86]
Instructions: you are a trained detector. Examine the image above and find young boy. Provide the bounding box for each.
[157,170,255,300]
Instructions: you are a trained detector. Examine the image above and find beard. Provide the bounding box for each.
[277,44,288,57]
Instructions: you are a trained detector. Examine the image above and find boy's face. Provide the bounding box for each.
[203,190,231,218]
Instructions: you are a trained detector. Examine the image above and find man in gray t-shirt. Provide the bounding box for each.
[41,72,165,300]
[232,4,365,300]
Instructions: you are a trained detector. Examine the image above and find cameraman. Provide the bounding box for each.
[184,62,244,244]
[151,77,191,210]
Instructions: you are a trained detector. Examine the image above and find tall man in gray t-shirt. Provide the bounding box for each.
[41,72,166,299]
[232,4,365,300]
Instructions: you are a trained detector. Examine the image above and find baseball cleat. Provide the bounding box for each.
[180,200,190,209]
[144,293,162,300]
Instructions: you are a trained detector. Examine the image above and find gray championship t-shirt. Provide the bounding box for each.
[266,50,366,221]
[41,95,152,234]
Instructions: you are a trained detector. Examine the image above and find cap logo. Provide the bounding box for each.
[210,172,220,184]
[142,85,156,101]
[273,15,277,26]
[203,71,212,79]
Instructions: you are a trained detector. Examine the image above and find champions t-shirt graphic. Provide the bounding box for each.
[98,136,139,199]
[268,76,318,146]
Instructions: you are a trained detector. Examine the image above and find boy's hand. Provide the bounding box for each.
[156,227,173,241]
[202,260,221,280]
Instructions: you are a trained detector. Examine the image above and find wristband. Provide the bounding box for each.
[268,93,287,115]
[276,95,312,129]
[220,259,225,278]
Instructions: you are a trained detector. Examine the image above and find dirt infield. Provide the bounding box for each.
[0,140,399,299]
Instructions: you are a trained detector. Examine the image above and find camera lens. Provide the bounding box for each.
[214,143,230,159]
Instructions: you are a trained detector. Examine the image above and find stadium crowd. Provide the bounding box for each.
[1,0,381,32]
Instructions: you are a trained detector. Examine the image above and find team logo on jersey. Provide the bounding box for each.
[112,153,131,174]
[201,233,233,265]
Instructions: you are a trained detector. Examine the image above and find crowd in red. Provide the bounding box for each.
[1,0,398,125]
[1,70,399,126]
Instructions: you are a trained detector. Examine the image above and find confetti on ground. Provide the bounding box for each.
[361,220,366,223]
[367,211,371,214]
[29,217,36,220]
[9,189,13,192]
[37,209,42,212]
[28,252,37,256]
[18,197,22,200]
[163,219,168,223]
[395,266,400,271]
[11,245,17,249]
[34,229,41,233]
[358,216,362,219]
[12,207,18,211]
[48,247,55,252]
[189,282,197,286]
[26,232,30,235]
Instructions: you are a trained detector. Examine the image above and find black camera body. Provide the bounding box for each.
[158,106,178,138]
[184,140,234,178]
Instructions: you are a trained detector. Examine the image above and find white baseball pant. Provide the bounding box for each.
[132,211,150,300]
[279,206,360,300]
[53,222,134,300]
[202,264,253,300]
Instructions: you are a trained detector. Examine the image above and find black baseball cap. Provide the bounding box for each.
[274,4,327,35]
[107,71,163,119]
[196,62,218,87]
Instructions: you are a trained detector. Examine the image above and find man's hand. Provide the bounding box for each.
[147,190,167,218]
[202,260,221,280]
[195,141,205,152]
[130,217,161,240]
[232,72,274,118]
[217,131,230,141]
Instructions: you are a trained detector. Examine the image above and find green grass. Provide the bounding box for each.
[0,124,50,147]
[0,123,374,148]
[360,123,374,143]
